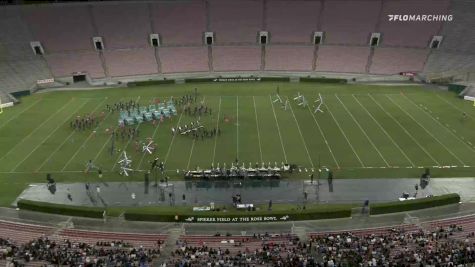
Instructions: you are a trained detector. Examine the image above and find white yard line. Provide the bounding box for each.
[287,98,314,169]
[212,97,222,165]
[436,94,475,121]
[324,103,365,167]
[236,96,239,160]
[164,107,185,164]
[36,98,108,172]
[404,94,475,153]
[369,94,440,166]
[0,98,42,130]
[0,98,74,162]
[354,94,415,167]
[12,99,90,172]
[335,94,389,167]
[92,135,113,163]
[269,95,288,163]
[387,95,466,166]
[252,96,264,163]
[111,97,144,171]
[306,105,340,169]
[62,97,127,171]
[186,96,206,169]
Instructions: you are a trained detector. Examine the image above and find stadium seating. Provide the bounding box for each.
[265,45,314,71]
[212,46,261,71]
[320,0,381,45]
[437,0,475,53]
[265,0,321,44]
[151,1,207,46]
[209,0,263,44]
[92,3,151,49]
[0,59,51,93]
[0,8,52,92]
[0,219,54,244]
[0,0,473,85]
[44,51,105,78]
[103,48,158,77]
[23,5,95,52]
[158,46,209,73]
[315,46,370,73]
[378,0,450,48]
[56,228,166,248]
[370,47,429,74]
[0,7,36,60]
[424,50,475,75]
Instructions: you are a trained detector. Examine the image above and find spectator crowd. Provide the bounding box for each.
[2,223,475,266]
[164,225,475,266]
[0,236,160,266]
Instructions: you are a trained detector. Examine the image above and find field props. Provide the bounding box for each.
[314,93,324,113]
[272,94,283,104]
[294,92,308,107]
[142,140,155,155]
[118,151,133,176]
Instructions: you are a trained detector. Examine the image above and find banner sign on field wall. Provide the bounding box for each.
[36,78,55,85]
[184,215,290,223]
[213,77,261,82]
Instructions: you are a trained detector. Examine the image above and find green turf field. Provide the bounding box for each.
[0,82,474,206]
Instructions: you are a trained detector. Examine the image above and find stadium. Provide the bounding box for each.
[0,0,475,265]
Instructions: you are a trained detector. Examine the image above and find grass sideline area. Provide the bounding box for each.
[123,203,353,223]
[16,194,462,222]
[1,82,475,207]
[17,199,105,218]
[369,193,461,215]
[16,199,353,222]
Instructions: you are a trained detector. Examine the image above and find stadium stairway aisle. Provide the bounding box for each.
[156,227,185,266]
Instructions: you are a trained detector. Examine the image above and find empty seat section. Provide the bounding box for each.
[437,0,475,53]
[316,46,370,73]
[320,0,380,45]
[104,48,158,77]
[370,47,429,74]
[209,0,263,44]
[0,8,35,60]
[265,46,314,71]
[92,3,151,49]
[266,1,321,44]
[212,46,261,71]
[159,47,209,73]
[424,51,475,74]
[45,51,105,78]
[379,0,450,48]
[24,5,95,52]
[152,1,206,45]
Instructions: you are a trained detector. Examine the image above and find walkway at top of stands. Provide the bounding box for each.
[1,202,475,236]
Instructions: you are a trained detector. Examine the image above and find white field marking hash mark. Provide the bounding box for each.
[211,97,222,165]
[404,94,475,154]
[306,103,340,169]
[369,94,439,166]
[12,99,90,172]
[335,94,389,167]
[269,95,288,163]
[0,98,42,130]
[387,95,465,166]
[287,98,314,169]
[323,102,365,167]
[0,98,75,162]
[252,96,264,163]
[36,97,107,172]
[353,94,414,167]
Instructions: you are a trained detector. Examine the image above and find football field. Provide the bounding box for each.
[0,82,474,206]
